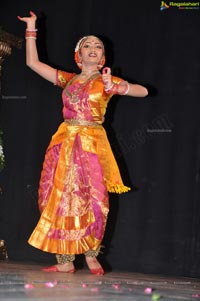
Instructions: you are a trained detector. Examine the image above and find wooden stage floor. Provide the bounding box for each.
[0,261,200,300]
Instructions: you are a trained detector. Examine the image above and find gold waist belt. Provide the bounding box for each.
[64,119,102,127]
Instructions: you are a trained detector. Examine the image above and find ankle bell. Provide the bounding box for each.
[56,254,75,264]
[84,246,101,257]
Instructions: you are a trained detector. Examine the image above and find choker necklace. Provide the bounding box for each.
[80,70,100,77]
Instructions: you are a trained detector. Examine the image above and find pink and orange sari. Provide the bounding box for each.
[28,70,130,255]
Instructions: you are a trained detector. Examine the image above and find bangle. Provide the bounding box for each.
[104,82,130,95]
[25,37,37,40]
[26,29,38,32]
[120,82,130,95]
[104,83,119,94]
[25,30,37,39]
[104,82,114,92]
[26,32,37,36]
[124,83,130,95]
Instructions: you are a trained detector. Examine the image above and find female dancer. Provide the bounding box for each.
[18,11,148,275]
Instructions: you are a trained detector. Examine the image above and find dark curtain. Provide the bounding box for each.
[0,0,200,277]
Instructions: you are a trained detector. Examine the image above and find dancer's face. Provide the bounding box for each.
[79,36,104,67]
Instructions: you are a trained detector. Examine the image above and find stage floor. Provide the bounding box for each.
[0,261,200,300]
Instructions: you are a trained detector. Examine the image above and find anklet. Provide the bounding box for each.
[56,254,75,264]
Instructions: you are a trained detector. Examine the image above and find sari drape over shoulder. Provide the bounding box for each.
[28,70,130,255]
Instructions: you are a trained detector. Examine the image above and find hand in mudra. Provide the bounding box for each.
[102,67,112,90]
[17,11,37,26]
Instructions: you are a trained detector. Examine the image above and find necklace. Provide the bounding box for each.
[80,70,100,78]
[65,71,100,104]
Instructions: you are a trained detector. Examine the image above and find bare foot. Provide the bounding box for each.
[56,262,75,272]
[43,262,75,273]
[85,257,104,275]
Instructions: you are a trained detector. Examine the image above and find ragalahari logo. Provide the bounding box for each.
[160,1,200,10]
[160,1,170,10]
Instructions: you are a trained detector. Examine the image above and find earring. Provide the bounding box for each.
[97,56,105,70]
[74,51,83,69]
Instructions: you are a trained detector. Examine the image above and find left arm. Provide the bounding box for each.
[119,81,148,97]
[102,67,148,97]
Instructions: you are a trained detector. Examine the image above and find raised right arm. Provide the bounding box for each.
[18,11,57,84]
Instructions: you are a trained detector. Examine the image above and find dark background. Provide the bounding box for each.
[0,0,200,277]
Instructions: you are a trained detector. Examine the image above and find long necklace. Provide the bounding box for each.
[65,71,100,104]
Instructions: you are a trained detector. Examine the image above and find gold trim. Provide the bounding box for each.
[107,183,131,194]
[64,119,102,127]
